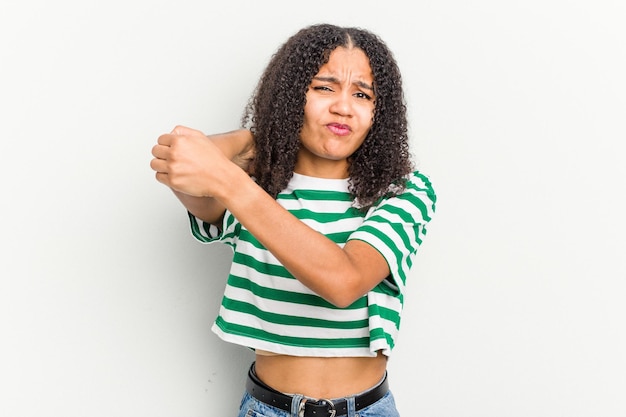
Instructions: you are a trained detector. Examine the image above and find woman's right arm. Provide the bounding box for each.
[151,126,254,226]
[152,124,394,307]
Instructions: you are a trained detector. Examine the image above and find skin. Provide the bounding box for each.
[150,46,389,398]
[296,47,377,179]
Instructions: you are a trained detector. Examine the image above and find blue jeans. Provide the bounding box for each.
[237,390,401,417]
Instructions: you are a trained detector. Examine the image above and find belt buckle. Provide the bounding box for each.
[298,398,336,417]
[320,398,336,417]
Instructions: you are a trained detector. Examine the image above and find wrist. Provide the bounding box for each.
[208,129,253,159]
[211,160,257,203]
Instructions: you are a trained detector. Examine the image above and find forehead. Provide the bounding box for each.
[316,47,373,80]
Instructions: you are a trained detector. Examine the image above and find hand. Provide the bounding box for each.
[150,125,234,197]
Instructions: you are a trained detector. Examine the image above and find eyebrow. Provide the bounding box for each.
[312,75,374,92]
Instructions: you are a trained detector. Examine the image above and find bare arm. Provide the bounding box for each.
[218,171,391,307]
[152,131,388,307]
[151,126,390,307]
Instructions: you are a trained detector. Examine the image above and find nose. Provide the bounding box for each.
[329,92,352,117]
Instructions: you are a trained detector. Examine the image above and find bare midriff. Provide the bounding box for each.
[254,350,388,399]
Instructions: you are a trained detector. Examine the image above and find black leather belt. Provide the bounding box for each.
[245,365,389,417]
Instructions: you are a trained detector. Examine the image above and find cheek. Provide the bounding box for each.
[358,102,375,122]
[303,99,323,121]
[300,102,319,138]
[362,109,375,130]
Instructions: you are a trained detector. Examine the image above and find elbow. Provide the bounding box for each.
[298,263,374,308]
[330,297,359,309]
[322,281,365,308]
[327,292,364,308]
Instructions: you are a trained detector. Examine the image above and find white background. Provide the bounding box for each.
[1,0,625,416]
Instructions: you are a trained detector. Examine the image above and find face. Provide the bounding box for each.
[295,46,376,178]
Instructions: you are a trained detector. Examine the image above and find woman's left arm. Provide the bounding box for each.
[214,165,391,308]
[155,127,393,308]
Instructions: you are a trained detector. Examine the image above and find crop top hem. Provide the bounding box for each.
[211,323,387,358]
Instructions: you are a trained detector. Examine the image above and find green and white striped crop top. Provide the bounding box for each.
[189,170,436,357]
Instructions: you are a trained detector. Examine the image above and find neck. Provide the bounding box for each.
[294,159,349,179]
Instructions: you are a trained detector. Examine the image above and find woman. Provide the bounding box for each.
[151,23,436,417]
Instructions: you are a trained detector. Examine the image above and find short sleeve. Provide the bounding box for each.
[188,210,241,248]
[347,171,436,294]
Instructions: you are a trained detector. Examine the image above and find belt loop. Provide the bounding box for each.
[291,394,306,417]
[346,396,357,417]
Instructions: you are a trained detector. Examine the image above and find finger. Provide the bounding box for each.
[151,144,170,159]
[154,171,170,186]
[157,133,174,146]
[150,157,169,173]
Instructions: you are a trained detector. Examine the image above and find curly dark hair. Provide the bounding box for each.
[241,23,413,209]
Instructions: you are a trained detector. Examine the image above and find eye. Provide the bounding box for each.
[354,91,373,100]
[313,85,333,92]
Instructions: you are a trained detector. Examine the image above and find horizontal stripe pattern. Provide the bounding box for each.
[189,171,436,357]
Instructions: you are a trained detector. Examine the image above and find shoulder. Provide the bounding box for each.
[404,171,436,206]
[372,170,436,223]
[395,170,436,204]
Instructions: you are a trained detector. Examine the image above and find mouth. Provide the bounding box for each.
[327,123,351,136]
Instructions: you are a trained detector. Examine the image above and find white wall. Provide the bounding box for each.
[1,0,624,416]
